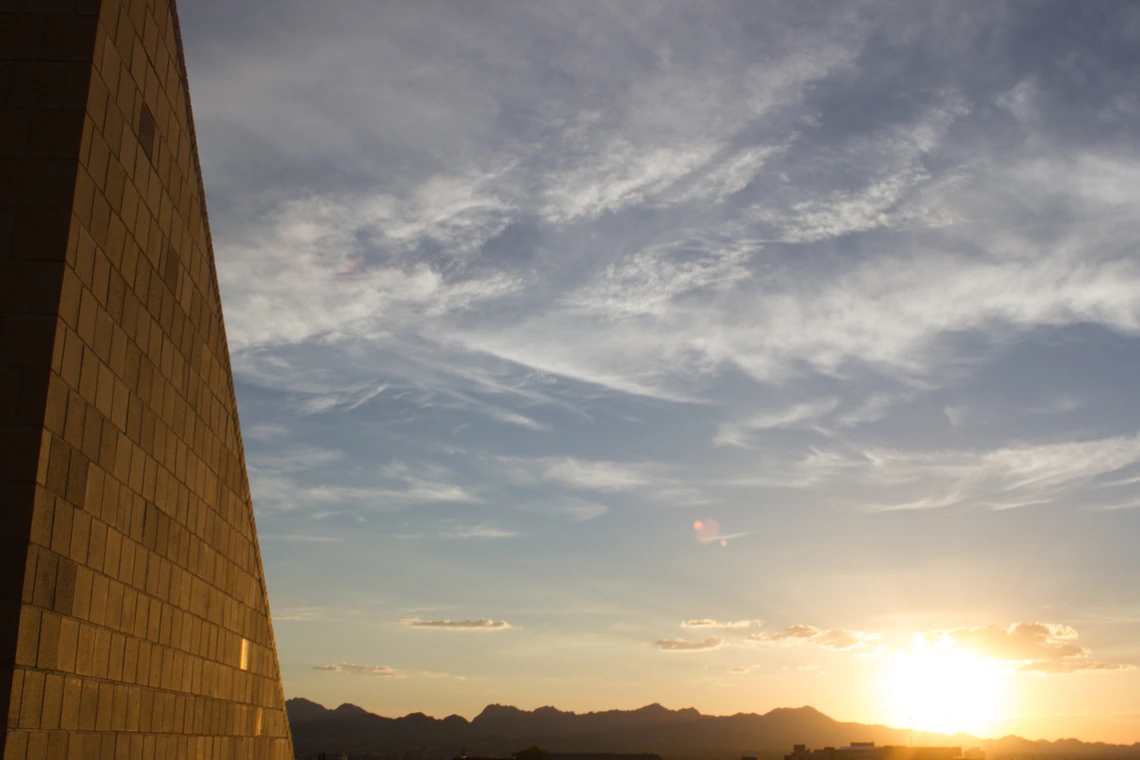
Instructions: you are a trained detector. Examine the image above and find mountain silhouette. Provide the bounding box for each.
[285,699,1140,759]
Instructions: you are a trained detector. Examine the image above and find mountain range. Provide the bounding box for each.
[285,699,1140,760]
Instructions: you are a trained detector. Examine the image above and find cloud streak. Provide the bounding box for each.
[682,619,765,630]
[314,663,397,676]
[747,625,878,651]
[405,618,513,631]
[655,637,725,651]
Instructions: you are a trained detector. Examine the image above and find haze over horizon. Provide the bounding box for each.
[179,0,1140,744]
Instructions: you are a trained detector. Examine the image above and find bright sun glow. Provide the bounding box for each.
[880,637,1009,736]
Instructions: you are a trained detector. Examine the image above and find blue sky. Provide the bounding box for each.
[180,1,1140,741]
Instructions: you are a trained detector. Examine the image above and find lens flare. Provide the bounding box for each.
[693,519,749,546]
[694,519,720,543]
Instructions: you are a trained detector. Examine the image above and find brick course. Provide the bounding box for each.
[1,1,294,757]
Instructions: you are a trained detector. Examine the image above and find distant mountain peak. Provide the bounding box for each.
[767,705,824,715]
[287,697,326,708]
[635,702,669,713]
[332,703,369,718]
[475,703,525,718]
[284,697,332,724]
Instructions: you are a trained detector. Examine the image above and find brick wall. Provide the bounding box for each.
[0,1,294,757]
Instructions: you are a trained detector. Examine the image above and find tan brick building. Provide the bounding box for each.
[1,0,294,757]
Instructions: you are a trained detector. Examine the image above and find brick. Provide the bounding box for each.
[19,668,44,729]
[39,673,64,730]
[53,556,76,616]
[64,448,88,507]
[14,606,39,666]
[56,616,78,674]
[77,680,98,731]
[59,677,81,731]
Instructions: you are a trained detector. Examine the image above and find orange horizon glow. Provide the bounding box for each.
[878,641,1009,736]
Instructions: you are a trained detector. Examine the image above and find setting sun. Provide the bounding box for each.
[881,638,1010,736]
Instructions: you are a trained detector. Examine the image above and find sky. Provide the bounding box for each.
[179,0,1140,743]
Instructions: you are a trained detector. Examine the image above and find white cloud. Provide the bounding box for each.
[753,96,970,243]
[541,141,721,223]
[538,458,658,492]
[219,186,524,352]
[565,241,755,320]
[448,142,1140,403]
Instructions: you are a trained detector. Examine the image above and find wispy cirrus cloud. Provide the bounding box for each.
[495,456,705,506]
[726,433,1140,511]
[714,398,838,448]
[863,433,1140,511]
[247,452,479,515]
[524,499,609,523]
[753,96,971,243]
[220,185,524,351]
[535,457,659,492]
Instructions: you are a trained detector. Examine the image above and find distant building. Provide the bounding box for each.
[786,742,964,760]
[451,753,662,760]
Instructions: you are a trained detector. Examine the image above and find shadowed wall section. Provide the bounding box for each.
[0,1,293,758]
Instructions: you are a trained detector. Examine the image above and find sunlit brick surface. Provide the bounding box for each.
[0,2,293,757]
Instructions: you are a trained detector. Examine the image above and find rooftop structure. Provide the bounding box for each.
[786,743,969,760]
